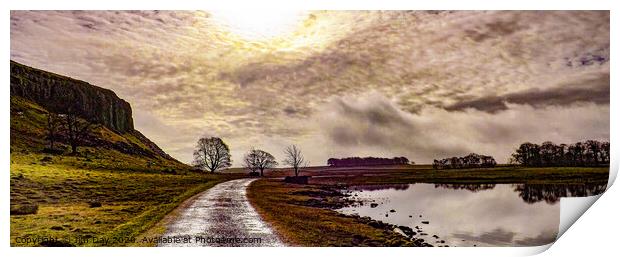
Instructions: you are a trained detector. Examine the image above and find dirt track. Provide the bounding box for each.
[158,178,284,247]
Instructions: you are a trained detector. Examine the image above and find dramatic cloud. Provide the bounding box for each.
[313,93,609,163]
[10,11,610,165]
[445,72,610,112]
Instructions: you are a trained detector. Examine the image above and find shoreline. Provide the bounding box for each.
[247,178,433,246]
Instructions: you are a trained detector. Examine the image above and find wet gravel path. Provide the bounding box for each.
[158,178,285,247]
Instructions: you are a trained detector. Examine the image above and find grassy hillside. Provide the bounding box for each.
[10,96,243,246]
[10,96,186,172]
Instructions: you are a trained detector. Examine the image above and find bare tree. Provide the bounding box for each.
[283,145,307,177]
[243,148,278,176]
[45,112,62,150]
[193,137,232,173]
[244,149,259,174]
[63,112,96,154]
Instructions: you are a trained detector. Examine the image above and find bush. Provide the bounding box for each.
[89,201,102,208]
[10,204,39,215]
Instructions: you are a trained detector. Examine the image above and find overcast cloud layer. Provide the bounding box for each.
[10,11,610,165]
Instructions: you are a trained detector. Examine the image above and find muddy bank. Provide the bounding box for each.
[284,183,433,246]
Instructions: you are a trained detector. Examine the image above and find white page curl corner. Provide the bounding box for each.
[556,157,618,243]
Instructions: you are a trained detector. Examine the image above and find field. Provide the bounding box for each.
[264,165,609,185]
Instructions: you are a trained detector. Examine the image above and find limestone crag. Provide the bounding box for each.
[10,60,133,133]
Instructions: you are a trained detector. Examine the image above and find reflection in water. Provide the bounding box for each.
[434,184,496,192]
[513,183,607,204]
[349,184,410,191]
[435,183,608,204]
[338,183,605,247]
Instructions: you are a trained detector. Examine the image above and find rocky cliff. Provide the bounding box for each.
[10,60,133,133]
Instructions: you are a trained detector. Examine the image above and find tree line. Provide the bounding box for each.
[433,153,497,169]
[191,137,610,174]
[510,140,610,167]
[192,136,307,176]
[327,156,411,167]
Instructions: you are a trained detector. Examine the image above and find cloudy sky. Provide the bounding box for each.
[10,11,609,165]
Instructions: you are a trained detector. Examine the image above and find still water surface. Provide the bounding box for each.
[337,183,606,247]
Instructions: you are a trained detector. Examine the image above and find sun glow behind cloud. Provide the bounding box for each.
[209,10,307,41]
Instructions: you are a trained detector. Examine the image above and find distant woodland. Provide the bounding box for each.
[433,153,497,169]
[327,157,411,167]
[432,140,610,170]
[510,140,610,167]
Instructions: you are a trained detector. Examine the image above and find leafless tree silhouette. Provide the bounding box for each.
[283,144,307,177]
[63,112,97,154]
[193,137,232,173]
[45,112,62,150]
[243,148,278,176]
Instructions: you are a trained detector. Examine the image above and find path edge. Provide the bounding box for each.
[246,178,292,247]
